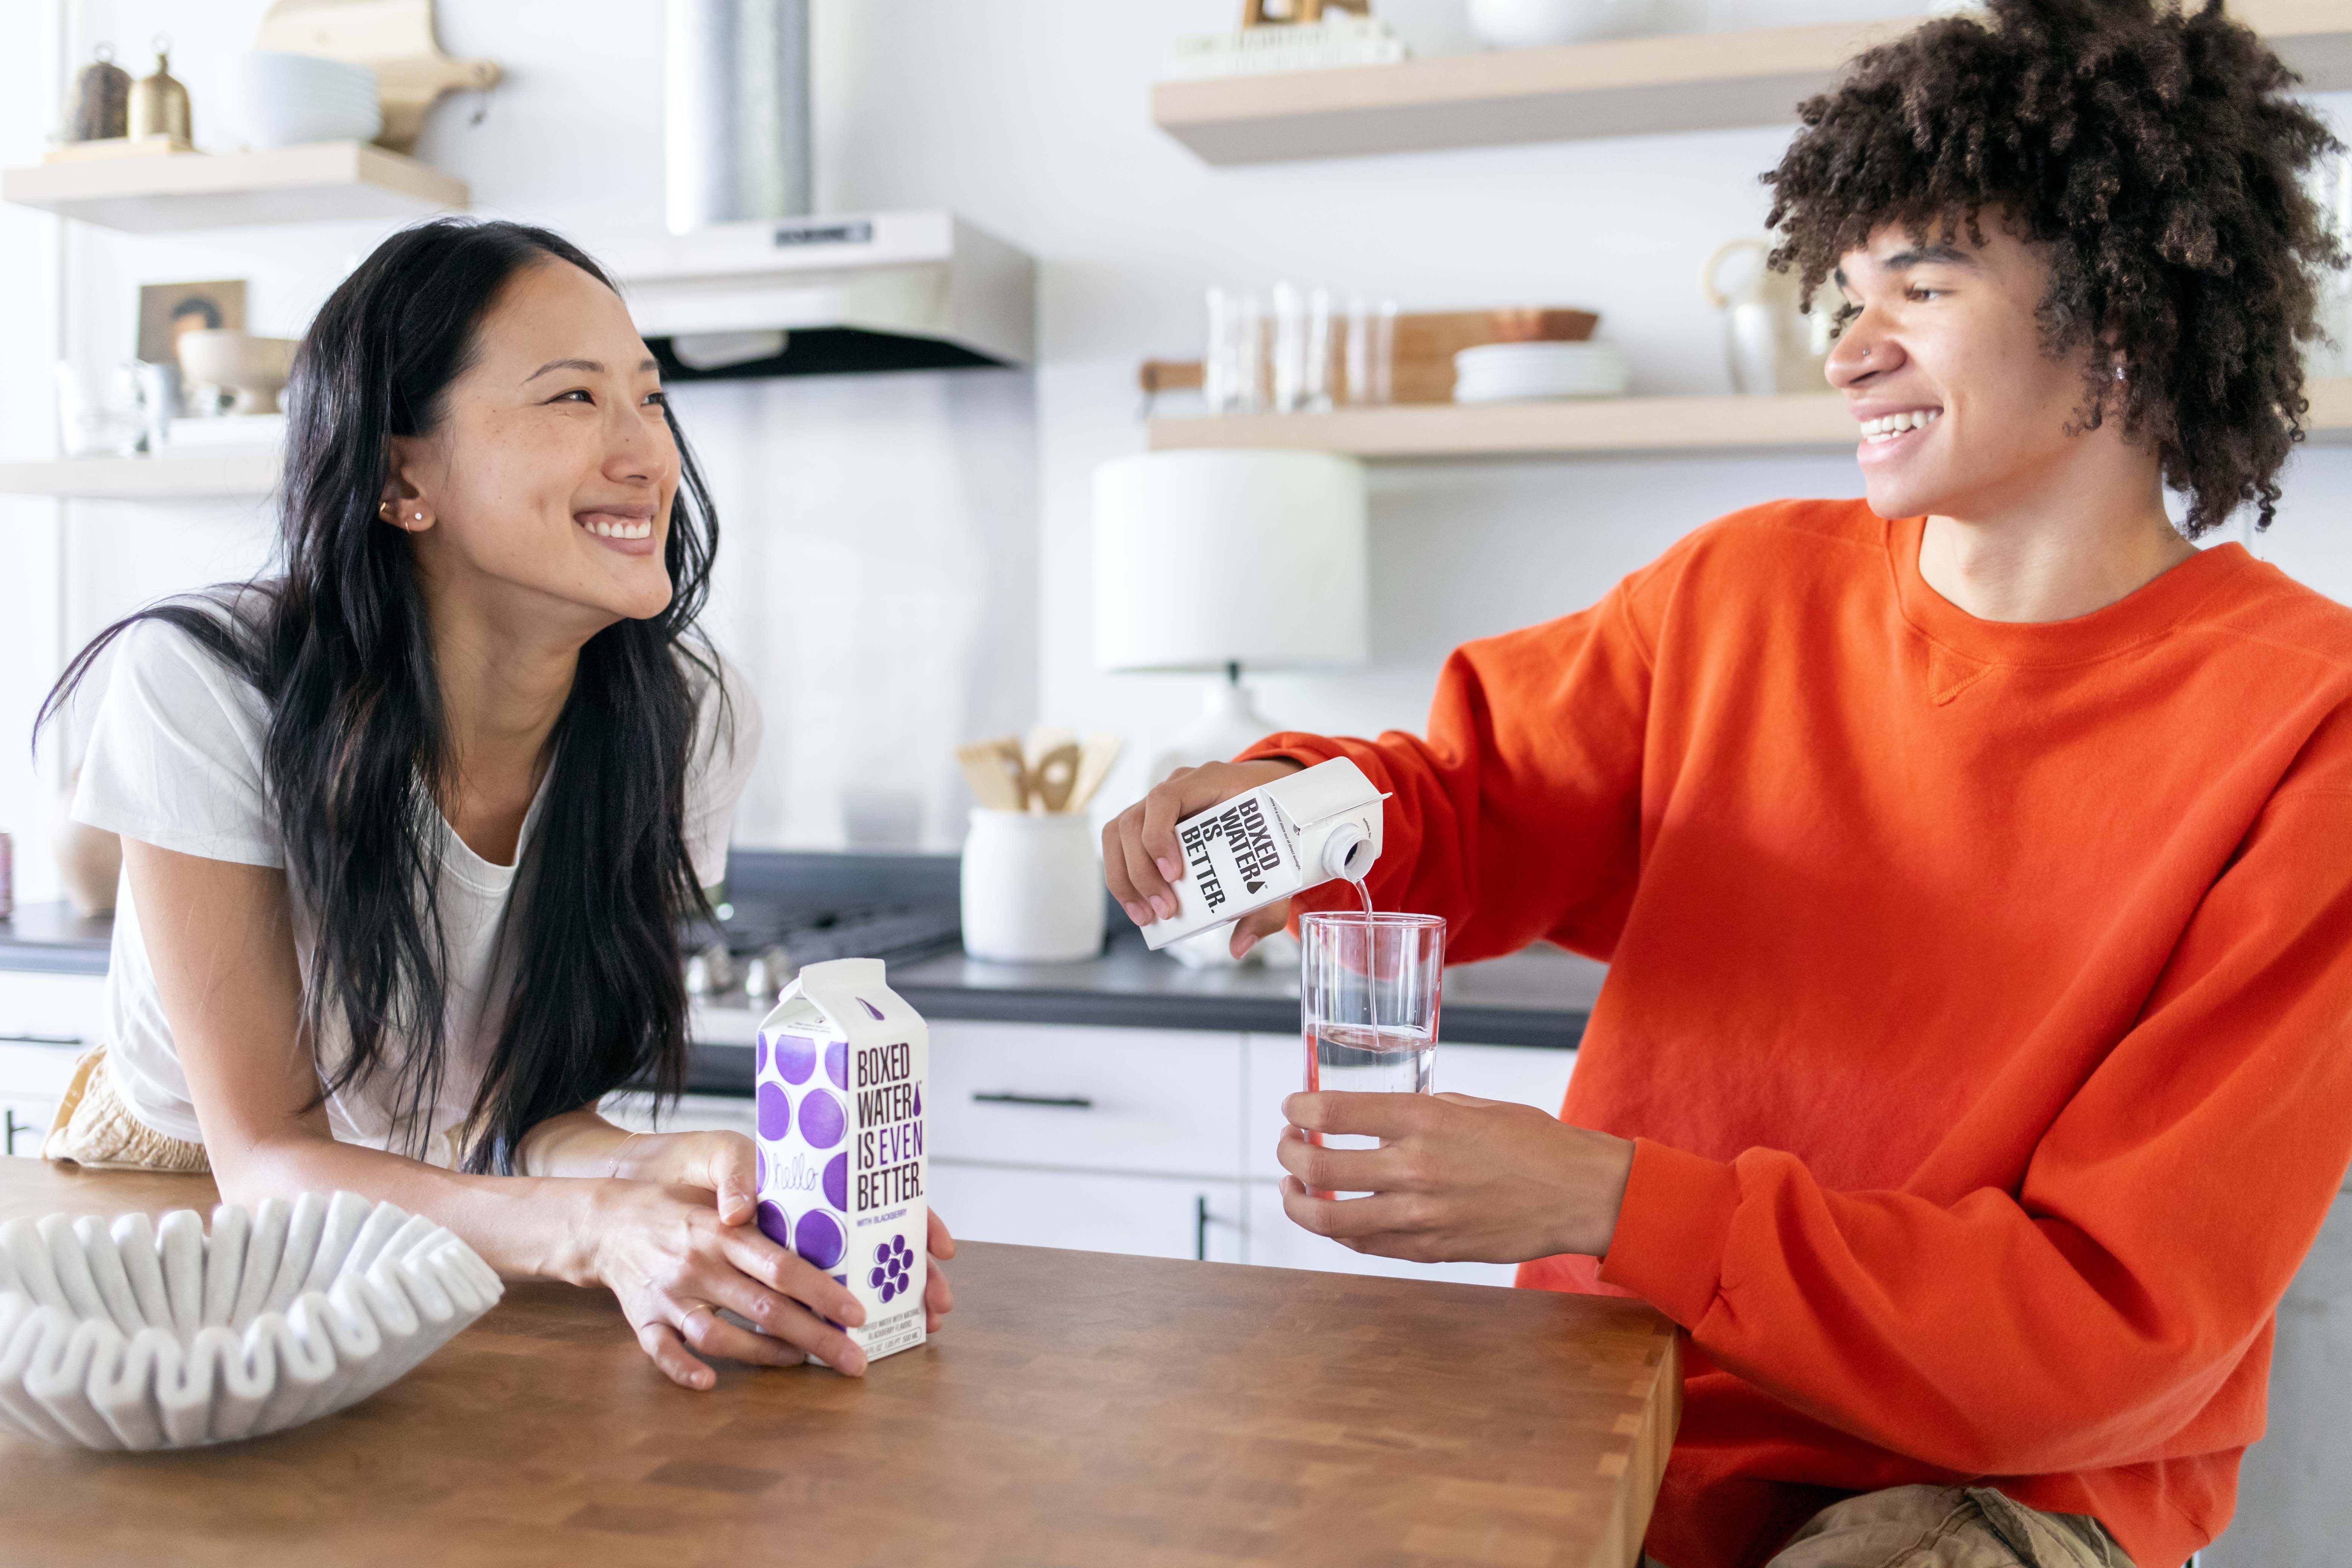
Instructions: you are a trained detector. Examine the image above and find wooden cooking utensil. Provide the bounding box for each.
[1068,733,1124,813]
[956,738,1029,812]
[1031,743,1082,813]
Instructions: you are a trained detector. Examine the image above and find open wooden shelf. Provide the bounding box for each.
[1154,0,2352,165]
[1148,380,2352,461]
[2,142,467,232]
[0,451,280,499]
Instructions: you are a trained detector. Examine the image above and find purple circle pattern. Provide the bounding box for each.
[756,1081,790,1141]
[823,1152,848,1211]
[773,1033,816,1085]
[825,1039,848,1089]
[867,1234,914,1303]
[755,1036,768,1077]
[795,1210,845,1270]
[799,1089,845,1150]
[755,1199,791,1250]
[756,1147,767,1191]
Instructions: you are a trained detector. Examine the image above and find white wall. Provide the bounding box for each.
[4,0,2350,900]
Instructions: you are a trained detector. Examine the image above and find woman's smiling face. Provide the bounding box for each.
[1825,219,2106,524]
[386,258,679,631]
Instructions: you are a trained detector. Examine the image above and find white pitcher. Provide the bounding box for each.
[1702,238,1837,396]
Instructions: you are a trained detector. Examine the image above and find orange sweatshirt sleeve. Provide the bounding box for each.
[1239,547,1678,964]
[1599,781,2352,1475]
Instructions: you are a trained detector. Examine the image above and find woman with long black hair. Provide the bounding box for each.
[37,217,952,1387]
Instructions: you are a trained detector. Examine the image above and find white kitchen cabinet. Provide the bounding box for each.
[600,1090,762,1139]
[929,1160,1246,1263]
[1242,1032,1575,1180]
[927,1021,1244,1178]
[0,971,107,1048]
[0,974,104,1158]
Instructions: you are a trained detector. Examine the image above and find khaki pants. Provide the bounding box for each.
[1646,1484,2133,1568]
[42,1044,211,1173]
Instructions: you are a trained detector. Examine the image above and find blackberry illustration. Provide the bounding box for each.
[866,1233,916,1303]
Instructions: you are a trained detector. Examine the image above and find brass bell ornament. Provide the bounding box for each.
[127,36,191,145]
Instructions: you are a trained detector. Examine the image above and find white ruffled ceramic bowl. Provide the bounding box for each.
[0,1191,500,1450]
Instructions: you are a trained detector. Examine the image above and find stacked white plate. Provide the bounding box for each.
[0,1191,499,1450]
[1453,341,1631,403]
[241,52,384,149]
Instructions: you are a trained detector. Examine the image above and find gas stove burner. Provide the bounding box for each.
[684,902,960,1010]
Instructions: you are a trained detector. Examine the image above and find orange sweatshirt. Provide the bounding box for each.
[1244,500,2352,1568]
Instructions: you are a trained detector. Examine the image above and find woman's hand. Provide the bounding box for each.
[610,1131,962,1359]
[1102,758,1302,957]
[923,1209,957,1332]
[591,1177,871,1389]
[614,1128,761,1224]
[1274,1091,1635,1263]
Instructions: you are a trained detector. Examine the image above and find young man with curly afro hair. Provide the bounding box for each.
[1105,1,2351,1563]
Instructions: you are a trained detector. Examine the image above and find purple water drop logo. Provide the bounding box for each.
[868,1234,915,1303]
[773,1032,817,1085]
[756,1199,791,1250]
[756,1081,791,1141]
[825,1038,847,1089]
[823,1152,847,1211]
[795,1210,845,1271]
[799,1089,845,1150]
[911,1084,922,1116]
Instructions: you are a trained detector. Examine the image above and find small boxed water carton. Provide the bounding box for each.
[753,956,928,1364]
[1140,757,1386,951]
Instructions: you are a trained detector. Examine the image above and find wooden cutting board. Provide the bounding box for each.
[1141,305,1600,406]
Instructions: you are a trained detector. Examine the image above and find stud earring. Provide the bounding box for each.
[413,511,425,522]
[2113,364,2127,382]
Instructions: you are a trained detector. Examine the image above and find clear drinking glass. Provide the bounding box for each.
[1300,911,1444,1196]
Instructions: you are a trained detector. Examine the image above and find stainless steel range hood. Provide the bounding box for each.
[607,210,1037,381]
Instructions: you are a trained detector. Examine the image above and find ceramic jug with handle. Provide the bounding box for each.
[1702,238,1836,396]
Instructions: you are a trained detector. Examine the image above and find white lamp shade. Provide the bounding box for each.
[1094,450,1370,672]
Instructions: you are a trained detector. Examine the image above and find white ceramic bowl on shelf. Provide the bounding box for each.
[0,1190,499,1450]
[1467,0,1658,47]
[240,52,384,147]
[1453,341,1631,401]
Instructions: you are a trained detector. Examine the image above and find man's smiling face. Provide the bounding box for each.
[1826,219,2109,524]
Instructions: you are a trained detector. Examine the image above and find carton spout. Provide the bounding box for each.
[1321,822,1372,882]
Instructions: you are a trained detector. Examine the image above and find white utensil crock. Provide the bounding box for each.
[960,809,1106,963]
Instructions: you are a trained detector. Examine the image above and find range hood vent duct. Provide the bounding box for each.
[642,0,1033,379]
[665,0,812,235]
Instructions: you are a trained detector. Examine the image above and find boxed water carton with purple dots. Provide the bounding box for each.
[753,956,928,1363]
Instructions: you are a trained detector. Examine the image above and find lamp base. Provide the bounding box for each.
[1143,672,1283,790]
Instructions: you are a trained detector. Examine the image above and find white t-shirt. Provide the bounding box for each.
[72,619,761,1166]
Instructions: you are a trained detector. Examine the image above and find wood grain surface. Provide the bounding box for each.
[0,1161,1680,1568]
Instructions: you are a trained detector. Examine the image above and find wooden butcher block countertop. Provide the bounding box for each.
[0,1161,1680,1568]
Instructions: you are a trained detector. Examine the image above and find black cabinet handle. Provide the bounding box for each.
[1195,1195,1210,1262]
[4,1110,28,1157]
[0,1034,81,1047]
[970,1091,1094,1110]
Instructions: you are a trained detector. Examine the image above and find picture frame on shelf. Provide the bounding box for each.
[135,279,245,365]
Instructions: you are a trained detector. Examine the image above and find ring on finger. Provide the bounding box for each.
[680,1301,717,1333]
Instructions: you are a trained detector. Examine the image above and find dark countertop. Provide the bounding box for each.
[3,853,1601,1095]
[0,903,112,976]
[692,928,1597,1043]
